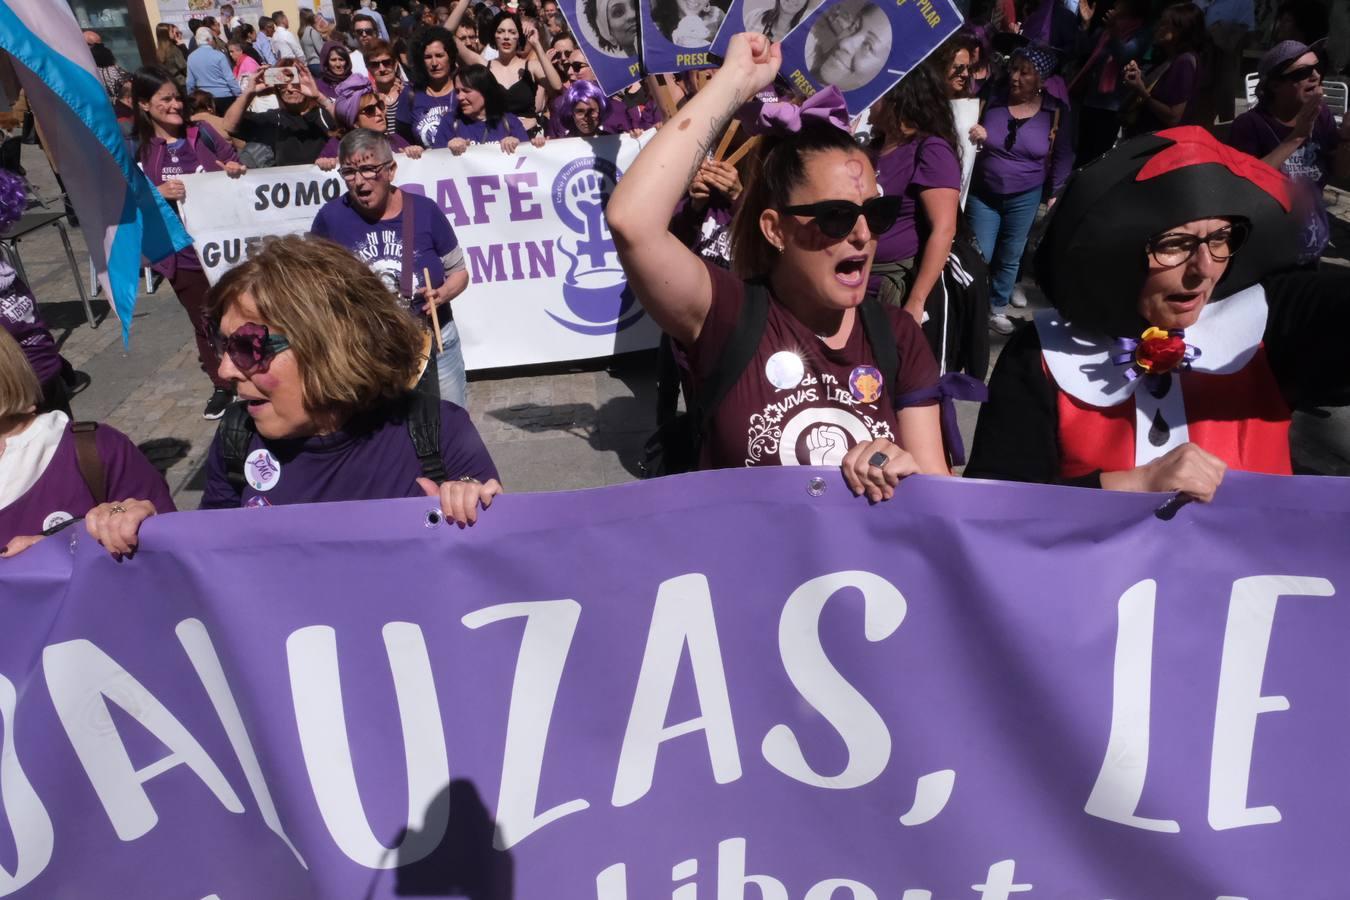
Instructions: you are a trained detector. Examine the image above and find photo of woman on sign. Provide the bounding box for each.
[806,0,892,92]
[652,0,730,48]
[742,0,824,43]
[582,0,640,57]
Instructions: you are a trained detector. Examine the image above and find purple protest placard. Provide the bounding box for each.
[559,0,644,95]
[638,0,731,73]
[3,468,1350,897]
[776,0,962,115]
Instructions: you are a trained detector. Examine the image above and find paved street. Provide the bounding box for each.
[17,143,1350,511]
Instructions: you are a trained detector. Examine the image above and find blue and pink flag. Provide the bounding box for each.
[0,0,192,341]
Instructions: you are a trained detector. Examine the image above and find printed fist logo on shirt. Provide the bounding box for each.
[805,424,850,466]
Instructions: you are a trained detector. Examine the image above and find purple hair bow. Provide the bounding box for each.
[738,85,851,137]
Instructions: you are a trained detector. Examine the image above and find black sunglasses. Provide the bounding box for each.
[1005,114,1030,150]
[353,27,377,36]
[368,57,396,68]
[566,61,588,72]
[1277,62,1323,82]
[780,196,902,240]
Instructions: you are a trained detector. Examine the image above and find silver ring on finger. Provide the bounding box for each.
[867,451,889,469]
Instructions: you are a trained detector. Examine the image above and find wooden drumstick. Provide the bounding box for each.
[714,119,740,161]
[723,136,761,167]
[423,267,444,354]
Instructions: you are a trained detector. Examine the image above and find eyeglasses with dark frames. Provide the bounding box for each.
[338,161,392,181]
[1145,222,1249,268]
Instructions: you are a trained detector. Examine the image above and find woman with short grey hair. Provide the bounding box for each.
[309,129,472,406]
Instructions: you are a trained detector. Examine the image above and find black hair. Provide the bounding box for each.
[583,0,623,52]
[487,10,525,54]
[409,25,458,88]
[188,17,203,32]
[456,63,508,123]
[1159,1,1208,57]
[130,65,182,154]
[730,121,865,279]
[872,64,961,163]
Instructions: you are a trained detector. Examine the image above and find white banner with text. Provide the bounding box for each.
[179,135,660,371]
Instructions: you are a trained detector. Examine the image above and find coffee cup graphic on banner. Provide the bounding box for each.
[549,154,644,335]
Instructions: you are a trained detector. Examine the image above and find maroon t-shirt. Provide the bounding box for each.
[687,262,939,469]
[0,421,176,545]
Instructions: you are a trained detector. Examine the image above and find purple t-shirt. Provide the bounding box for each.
[140,123,238,275]
[870,136,961,289]
[319,132,410,158]
[1126,52,1198,135]
[972,101,1074,198]
[400,88,458,146]
[198,399,499,509]
[429,111,528,148]
[1230,104,1341,188]
[310,191,459,314]
[0,273,62,383]
[0,421,176,545]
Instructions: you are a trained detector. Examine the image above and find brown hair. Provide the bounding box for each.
[729,122,865,280]
[0,329,41,418]
[206,235,425,422]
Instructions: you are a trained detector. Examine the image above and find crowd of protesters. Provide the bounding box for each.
[2,0,1349,559]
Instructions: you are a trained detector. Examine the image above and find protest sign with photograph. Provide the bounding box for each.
[776,0,962,116]
[559,0,644,95]
[708,0,827,62]
[638,0,732,73]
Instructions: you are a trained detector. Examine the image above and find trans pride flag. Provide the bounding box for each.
[0,1,192,340]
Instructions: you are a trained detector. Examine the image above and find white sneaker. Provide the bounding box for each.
[1010,286,1029,308]
[989,313,1015,335]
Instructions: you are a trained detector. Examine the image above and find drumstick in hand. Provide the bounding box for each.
[423,267,444,354]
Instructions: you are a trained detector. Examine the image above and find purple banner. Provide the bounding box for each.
[638,0,731,73]
[3,468,1350,897]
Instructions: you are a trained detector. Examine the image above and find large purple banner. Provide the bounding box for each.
[3,468,1348,897]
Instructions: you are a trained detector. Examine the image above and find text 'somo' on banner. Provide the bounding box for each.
[2,468,1349,897]
[178,135,660,372]
[777,0,963,116]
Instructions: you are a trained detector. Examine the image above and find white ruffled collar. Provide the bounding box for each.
[1034,283,1268,409]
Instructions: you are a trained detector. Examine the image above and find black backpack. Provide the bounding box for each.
[219,391,450,494]
[640,283,901,478]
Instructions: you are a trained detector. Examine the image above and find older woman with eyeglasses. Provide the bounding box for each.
[966,127,1350,501]
[69,236,500,559]
[311,129,470,406]
[608,35,947,491]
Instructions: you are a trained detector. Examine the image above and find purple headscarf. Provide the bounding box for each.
[333,73,376,129]
[318,40,354,94]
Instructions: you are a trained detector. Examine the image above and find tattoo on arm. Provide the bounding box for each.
[682,96,745,186]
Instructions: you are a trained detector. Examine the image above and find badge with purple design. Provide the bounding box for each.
[548,150,645,335]
[849,364,883,403]
[244,448,282,492]
[243,495,273,508]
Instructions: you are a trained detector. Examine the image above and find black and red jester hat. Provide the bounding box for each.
[1034,126,1300,338]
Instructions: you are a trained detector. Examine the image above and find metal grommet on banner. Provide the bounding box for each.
[806,476,827,497]
[425,508,443,528]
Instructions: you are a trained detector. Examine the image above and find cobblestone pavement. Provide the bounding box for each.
[20,145,1350,512]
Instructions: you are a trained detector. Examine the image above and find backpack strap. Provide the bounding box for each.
[405,391,448,483]
[219,402,256,492]
[71,422,107,505]
[696,280,770,429]
[856,298,900,404]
